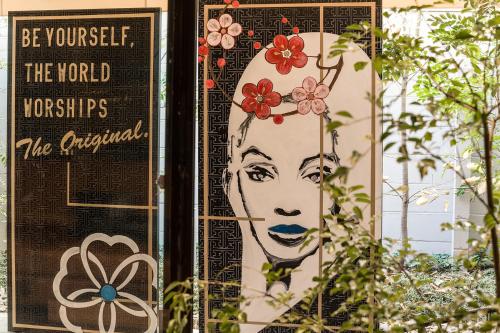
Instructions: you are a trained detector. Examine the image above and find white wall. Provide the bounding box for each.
[381,10,458,254]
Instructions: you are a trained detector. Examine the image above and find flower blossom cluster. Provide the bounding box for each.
[198,1,332,124]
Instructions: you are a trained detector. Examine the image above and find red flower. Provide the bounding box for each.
[206,79,215,89]
[293,26,300,34]
[217,58,226,68]
[241,79,282,119]
[199,45,209,56]
[273,114,284,125]
[253,41,262,49]
[265,35,308,75]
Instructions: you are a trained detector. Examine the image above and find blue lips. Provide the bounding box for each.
[268,224,308,235]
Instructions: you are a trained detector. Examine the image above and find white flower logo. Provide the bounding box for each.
[53,233,158,333]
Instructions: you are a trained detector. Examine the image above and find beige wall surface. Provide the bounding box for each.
[0,0,464,14]
[1,0,167,15]
[384,0,464,7]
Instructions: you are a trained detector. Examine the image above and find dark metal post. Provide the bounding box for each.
[163,0,197,331]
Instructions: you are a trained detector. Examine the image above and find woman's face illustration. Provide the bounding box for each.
[235,111,336,260]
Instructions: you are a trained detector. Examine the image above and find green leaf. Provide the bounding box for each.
[353,206,363,219]
[479,322,493,332]
[484,213,496,229]
[354,61,368,72]
[455,30,473,39]
[384,142,396,152]
[374,58,384,75]
[346,23,364,31]
[336,111,353,118]
[350,185,364,192]
[488,15,500,27]
[327,121,343,131]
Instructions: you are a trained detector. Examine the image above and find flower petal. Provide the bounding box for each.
[298,100,312,115]
[228,23,242,37]
[302,76,317,93]
[242,97,257,113]
[110,253,158,291]
[265,48,283,65]
[88,252,109,284]
[264,91,282,107]
[59,306,85,333]
[276,59,293,75]
[207,32,222,46]
[98,302,116,333]
[292,87,308,102]
[80,233,139,293]
[219,14,233,28]
[242,83,258,98]
[53,247,102,309]
[273,35,289,51]
[288,36,304,52]
[115,300,148,317]
[257,79,273,96]
[311,99,326,114]
[291,51,308,69]
[221,34,235,49]
[255,103,271,119]
[118,292,158,333]
[314,84,330,99]
[207,18,221,32]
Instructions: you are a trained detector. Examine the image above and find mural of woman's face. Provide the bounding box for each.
[234,110,335,260]
[225,32,376,263]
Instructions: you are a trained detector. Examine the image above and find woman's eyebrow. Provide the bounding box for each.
[299,153,336,170]
[241,146,272,162]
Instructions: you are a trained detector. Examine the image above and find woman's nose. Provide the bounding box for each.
[274,207,301,217]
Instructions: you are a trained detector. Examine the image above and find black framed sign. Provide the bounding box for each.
[197,1,381,332]
[8,8,160,332]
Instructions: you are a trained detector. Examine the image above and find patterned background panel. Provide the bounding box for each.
[198,1,381,332]
[8,9,160,332]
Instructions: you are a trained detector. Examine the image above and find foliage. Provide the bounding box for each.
[0,250,6,290]
[164,279,196,333]
[165,0,500,332]
[388,254,496,322]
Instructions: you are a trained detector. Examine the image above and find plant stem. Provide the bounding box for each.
[482,115,500,299]
[400,77,410,266]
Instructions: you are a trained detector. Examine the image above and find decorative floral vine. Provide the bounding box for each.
[198,0,344,125]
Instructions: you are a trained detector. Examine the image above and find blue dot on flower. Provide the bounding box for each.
[100,284,117,302]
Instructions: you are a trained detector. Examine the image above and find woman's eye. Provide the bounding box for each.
[303,167,332,184]
[305,172,321,184]
[245,166,275,182]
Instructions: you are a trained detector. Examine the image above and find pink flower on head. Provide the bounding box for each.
[292,76,330,115]
[265,35,308,75]
[207,14,242,50]
[242,79,282,120]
